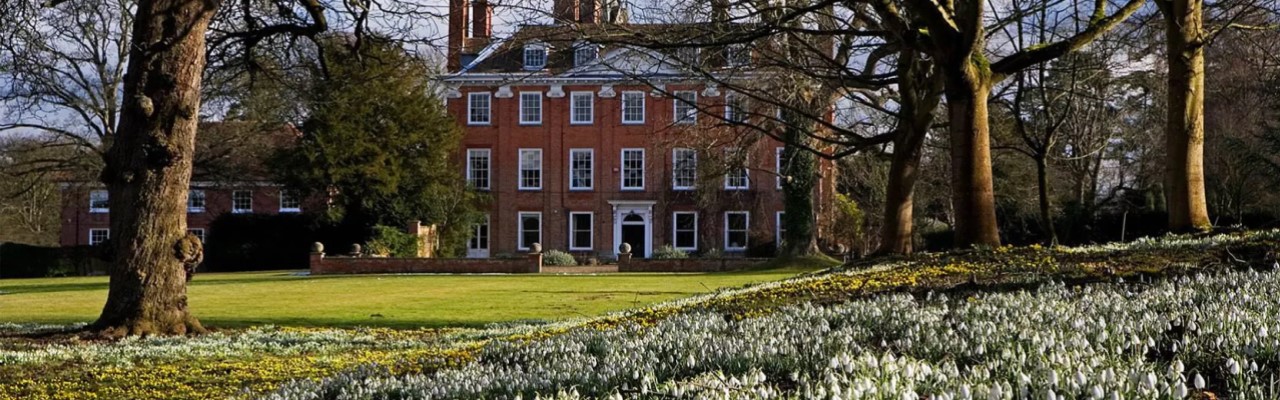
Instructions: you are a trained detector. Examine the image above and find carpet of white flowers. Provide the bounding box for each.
[6,230,1280,399]
[268,269,1280,400]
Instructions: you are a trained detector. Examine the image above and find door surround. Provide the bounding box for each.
[609,200,655,259]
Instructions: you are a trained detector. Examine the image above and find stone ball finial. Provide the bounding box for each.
[350,243,362,256]
[530,242,542,254]
[311,242,325,254]
[619,242,632,254]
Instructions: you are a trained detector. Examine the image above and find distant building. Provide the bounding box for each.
[441,0,836,258]
[58,122,306,247]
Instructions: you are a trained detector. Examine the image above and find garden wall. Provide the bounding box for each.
[616,255,769,272]
[309,252,541,275]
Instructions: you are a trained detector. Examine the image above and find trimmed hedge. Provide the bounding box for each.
[0,243,106,278]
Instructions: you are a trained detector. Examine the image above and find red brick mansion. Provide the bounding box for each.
[443,0,837,258]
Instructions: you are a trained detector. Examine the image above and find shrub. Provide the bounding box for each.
[698,248,725,258]
[204,213,319,271]
[651,245,688,259]
[541,250,577,266]
[365,225,420,257]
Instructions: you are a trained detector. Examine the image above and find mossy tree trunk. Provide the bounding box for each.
[93,0,218,337]
[778,111,824,258]
[942,57,1002,247]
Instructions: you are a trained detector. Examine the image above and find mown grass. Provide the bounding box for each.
[0,264,822,328]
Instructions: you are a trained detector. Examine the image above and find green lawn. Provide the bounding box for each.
[0,266,821,328]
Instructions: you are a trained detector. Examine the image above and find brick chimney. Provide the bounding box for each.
[472,0,492,38]
[578,0,599,24]
[552,0,579,22]
[447,0,470,72]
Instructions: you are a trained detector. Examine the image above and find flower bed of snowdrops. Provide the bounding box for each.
[4,230,1280,399]
[267,269,1280,399]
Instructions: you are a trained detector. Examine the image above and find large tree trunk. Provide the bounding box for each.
[1161,0,1211,232]
[1035,156,1059,245]
[93,0,218,337]
[878,49,942,255]
[779,114,823,258]
[943,61,1002,247]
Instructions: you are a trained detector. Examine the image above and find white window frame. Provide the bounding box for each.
[776,147,785,189]
[469,214,490,251]
[467,92,492,125]
[89,190,109,213]
[519,91,543,125]
[776,212,786,248]
[517,211,542,251]
[568,212,593,251]
[518,148,543,190]
[232,190,253,213]
[187,228,206,243]
[187,189,206,213]
[569,148,594,191]
[279,190,301,213]
[467,149,492,190]
[88,229,109,244]
[724,211,750,251]
[673,91,697,124]
[672,148,697,190]
[621,91,646,125]
[621,148,645,190]
[724,150,750,190]
[570,91,594,124]
[672,211,698,251]
[524,43,548,70]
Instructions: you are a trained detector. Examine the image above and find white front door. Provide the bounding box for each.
[609,201,655,258]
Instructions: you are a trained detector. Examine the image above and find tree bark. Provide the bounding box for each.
[943,60,1002,247]
[1035,156,1058,245]
[93,0,218,337]
[779,114,823,258]
[1160,0,1211,232]
[878,49,942,255]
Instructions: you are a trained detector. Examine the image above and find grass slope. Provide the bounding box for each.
[0,266,821,328]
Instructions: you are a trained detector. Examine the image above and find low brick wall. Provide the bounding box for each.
[310,253,541,275]
[617,255,770,272]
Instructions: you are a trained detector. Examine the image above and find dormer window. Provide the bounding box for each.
[524,42,548,70]
[727,43,750,67]
[676,47,700,66]
[574,41,599,66]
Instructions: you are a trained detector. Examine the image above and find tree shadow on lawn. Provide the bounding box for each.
[0,273,306,295]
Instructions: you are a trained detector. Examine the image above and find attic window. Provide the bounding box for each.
[574,41,599,66]
[524,42,548,70]
[727,43,750,67]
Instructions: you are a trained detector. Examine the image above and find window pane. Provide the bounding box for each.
[468,93,490,124]
[622,92,645,123]
[673,149,697,189]
[520,150,542,189]
[520,93,542,124]
[674,212,697,249]
[570,213,592,249]
[622,149,644,189]
[570,150,592,189]
[520,213,540,249]
[468,150,490,189]
[233,191,252,212]
[571,93,593,123]
[674,91,696,124]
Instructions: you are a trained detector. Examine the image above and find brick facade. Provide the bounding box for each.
[442,2,837,259]
[58,184,305,247]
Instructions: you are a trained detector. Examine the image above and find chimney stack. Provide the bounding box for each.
[552,0,579,22]
[447,0,470,72]
[473,0,492,38]
[579,0,599,24]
